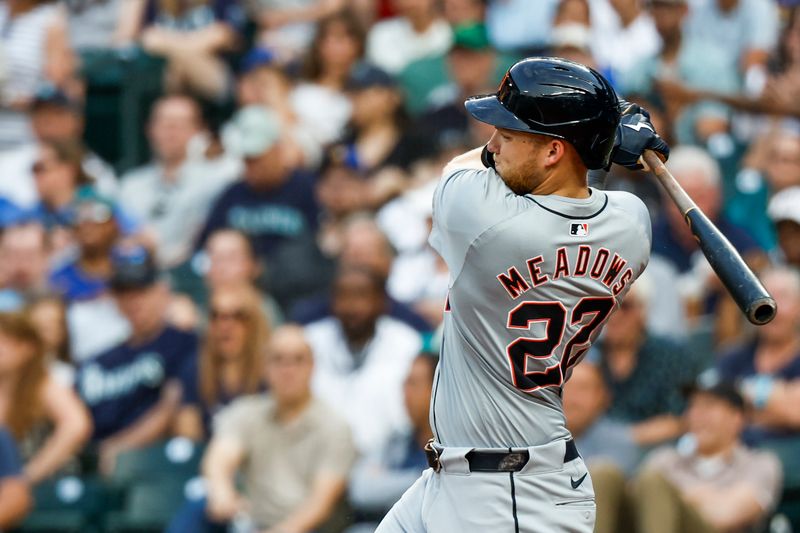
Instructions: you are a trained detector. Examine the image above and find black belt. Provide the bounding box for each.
[425,439,580,473]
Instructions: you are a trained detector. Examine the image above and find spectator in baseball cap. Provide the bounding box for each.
[631,371,783,533]
[197,105,327,314]
[767,186,800,268]
[75,245,199,474]
[48,187,122,303]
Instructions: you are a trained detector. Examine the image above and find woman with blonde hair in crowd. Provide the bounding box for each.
[25,293,74,386]
[0,312,91,483]
[175,283,270,441]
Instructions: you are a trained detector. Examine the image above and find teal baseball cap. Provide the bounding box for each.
[227,105,281,157]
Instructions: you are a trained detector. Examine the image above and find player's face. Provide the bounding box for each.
[486,128,548,195]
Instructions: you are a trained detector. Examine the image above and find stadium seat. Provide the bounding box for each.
[104,438,206,532]
[14,475,108,533]
[759,437,800,530]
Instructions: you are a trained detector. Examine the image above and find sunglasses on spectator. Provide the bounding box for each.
[210,308,249,322]
[75,203,113,225]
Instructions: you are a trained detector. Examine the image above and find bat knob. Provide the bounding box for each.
[748,297,778,325]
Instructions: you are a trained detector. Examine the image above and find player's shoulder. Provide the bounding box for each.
[602,189,651,233]
[602,189,650,217]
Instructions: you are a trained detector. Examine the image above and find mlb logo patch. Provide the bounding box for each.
[570,223,589,237]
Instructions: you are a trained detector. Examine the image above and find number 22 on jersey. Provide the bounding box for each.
[506,296,616,392]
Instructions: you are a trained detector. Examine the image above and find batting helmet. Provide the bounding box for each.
[465,57,621,170]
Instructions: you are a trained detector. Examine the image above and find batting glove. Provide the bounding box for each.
[610,103,670,170]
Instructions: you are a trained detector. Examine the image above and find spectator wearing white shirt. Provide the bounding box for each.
[589,0,661,87]
[291,10,365,148]
[120,95,239,268]
[366,0,452,75]
[304,266,421,453]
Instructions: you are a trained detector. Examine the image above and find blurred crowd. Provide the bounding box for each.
[0,0,799,532]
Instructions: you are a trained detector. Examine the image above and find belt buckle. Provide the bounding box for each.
[424,439,441,473]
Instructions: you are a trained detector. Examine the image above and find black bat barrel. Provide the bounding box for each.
[684,209,777,325]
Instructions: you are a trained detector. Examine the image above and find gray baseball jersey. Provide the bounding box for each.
[428,166,651,449]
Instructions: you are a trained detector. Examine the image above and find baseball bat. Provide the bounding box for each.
[641,150,777,325]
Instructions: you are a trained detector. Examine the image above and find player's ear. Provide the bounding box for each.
[543,138,566,167]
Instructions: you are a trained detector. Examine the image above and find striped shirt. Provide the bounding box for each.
[0,2,59,149]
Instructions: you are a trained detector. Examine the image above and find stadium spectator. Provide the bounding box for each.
[0,425,31,529]
[418,24,497,149]
[632,376,782,533]
[564,361,639,533]
[292,10,366,148]
[716,266,800,442]
[0,89,117,210]
[255,0,347,62]
[347,352,435,532]
[137,0,246,101]
[234,48,321,167]
[175,228,283,327]
[175,283,270,440]
[315,153,372,258]
[63,0,143,52]
[48,187,132,362]
[0,223,50,302]
[120,95,238,268]
[592,279,697,447]
[380,184,448,328]
[25,294,75,386]
[292,215,432,333]
[0,312,91,484]
[548,0,596,68]
[725,127,800,251]
[195,105,327,312]
[442,0,485,27]
[768,187,800,268]
[339,63,437,205]
[169,325,356,533]
[304,266,421,453]
[29,140,94,233]
[651,146,766,343]
[366,0,452,75]
[589,0,660,87]
[75,247,197,474]
[684,0,779,95]
[0,0,75,150]
[624,0,740,145]
[484,0,558,54]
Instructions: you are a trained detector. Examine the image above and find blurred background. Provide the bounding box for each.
[0,0,799,532]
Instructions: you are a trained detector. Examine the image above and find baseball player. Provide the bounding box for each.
[375,57,669,532]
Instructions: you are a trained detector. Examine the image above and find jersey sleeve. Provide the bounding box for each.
[429,167,522,280]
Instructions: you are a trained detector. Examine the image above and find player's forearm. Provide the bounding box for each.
[441,146,486,175]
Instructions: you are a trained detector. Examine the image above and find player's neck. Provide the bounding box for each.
[530,165,591,198]
[530,175,591,198]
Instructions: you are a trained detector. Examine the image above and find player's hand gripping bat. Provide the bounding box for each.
[640,150,777,325]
